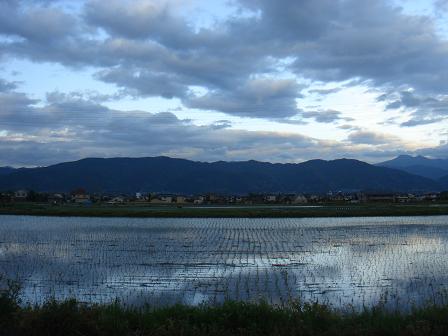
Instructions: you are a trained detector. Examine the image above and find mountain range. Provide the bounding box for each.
[0,156,443,194]
[377,155,448,180]
[0,167,16,175]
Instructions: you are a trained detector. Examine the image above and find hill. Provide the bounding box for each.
[0,167,16,175]
[439,175,448,190]
[377,155,448,179]
[0,156,440,194]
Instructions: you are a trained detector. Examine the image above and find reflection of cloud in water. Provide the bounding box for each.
[1,215,448,309]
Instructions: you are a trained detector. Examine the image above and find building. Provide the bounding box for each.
[292,195,308,204]
[73,194,91,204]
[396,194,415,203]
[151,194,174,203]
[193,196,205,204]
[107,196,125,204]
[265,195,277,202]
[48,193,65,205]
[14,190,28,201]
[176,195,187,204]
[362,193,396,202]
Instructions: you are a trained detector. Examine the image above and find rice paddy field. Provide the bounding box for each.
[1,215,448,310]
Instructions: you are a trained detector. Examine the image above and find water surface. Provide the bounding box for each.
[1,215,447,309]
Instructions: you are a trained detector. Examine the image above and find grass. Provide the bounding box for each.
[0,202,448,218]
[2,281,448,336]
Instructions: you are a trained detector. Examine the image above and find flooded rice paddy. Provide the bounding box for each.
[1,215,448,309]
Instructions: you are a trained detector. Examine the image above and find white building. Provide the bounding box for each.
[265,195,277,202]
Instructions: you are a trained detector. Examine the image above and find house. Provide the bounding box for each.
[160,195,173,203]
[107,196,125,204]
[71,189,91,204]
[226,195,245,203]
[0,192,13,203]
[151,194,174,204]
[362,193,396,202]
[48,193,65,205]
[73,194,91,204]
[193,196,205,204]
[235,196,246,203]
[176,195,187,204]
[14,190,28,201]
[416,193,439,202]
[246,194,264,204]
[396,194,415,203]
[265,195,277,202]
[206,193,223,203]
[292,195,308,204]
[308,195,321,203]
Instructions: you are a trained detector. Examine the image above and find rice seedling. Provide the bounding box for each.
[0,215,448,310]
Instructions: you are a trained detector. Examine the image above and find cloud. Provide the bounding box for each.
[0,0,77,42]
[380,90,448,126]
[2,1,448,89]
[400,117,445,127]
[0,0,447,122]
[417,143,448,159]
[184,78,302,118]
[435,0,448,11]
[338,124,361,131]
[210,120,232,130]
[0,87,414,166]
[286,1,448,93]
[84,0,190,45]
[0,91,40,132]
[308,88,342,95]
[1,0,447,165]
[302,109,353,123]
[96,67,189,99]
[0,78,18,92]
[347,130,403,146]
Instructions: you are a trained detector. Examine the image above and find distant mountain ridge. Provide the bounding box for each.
[377,155,448,180]
[440,175,448,190]
[0,156,440,194]
[0,167,16,175]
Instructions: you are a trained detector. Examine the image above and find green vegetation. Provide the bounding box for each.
[2,282,448,336]
[0,202,448,218]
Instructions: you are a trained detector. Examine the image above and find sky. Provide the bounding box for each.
[0,0,448,167]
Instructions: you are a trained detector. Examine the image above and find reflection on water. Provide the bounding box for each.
[0,215,448,309]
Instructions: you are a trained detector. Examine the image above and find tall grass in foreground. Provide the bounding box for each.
[2,280,448,336]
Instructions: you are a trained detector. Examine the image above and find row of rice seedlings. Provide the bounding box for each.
[0,215,448,309]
